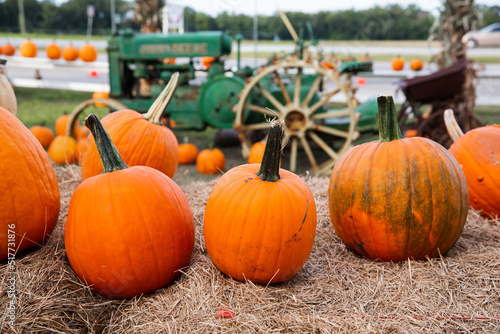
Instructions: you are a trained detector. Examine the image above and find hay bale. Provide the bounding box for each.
[1,166,499,333]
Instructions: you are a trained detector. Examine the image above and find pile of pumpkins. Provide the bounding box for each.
[0,39,97,62]
[1,72,499,300]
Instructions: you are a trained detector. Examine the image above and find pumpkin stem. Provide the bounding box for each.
[84,113,128,173]
[256,119,284,182]
[443,109,464,142]
[143,72,180,125]
[377,94,403,142]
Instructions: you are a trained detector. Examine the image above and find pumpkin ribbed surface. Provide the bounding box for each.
[448,125,500,218]
[81,110,178,180]
[0,107,60,260]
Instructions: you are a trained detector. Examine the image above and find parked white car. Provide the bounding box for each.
[462,23,500,47]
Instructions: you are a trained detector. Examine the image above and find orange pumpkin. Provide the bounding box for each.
[410,58,424,71]
[92,91,109,107]
[391,56,405,71]
[2,43,15,56]
[79,43,97,62]
[45,42,61,60]
[328,95,468,262]
[196,148,225,175]
[178,137,199,164]
[55,113,79,136]
[0,45,3,54]
[0,106,60,260]
[74,125,89,139]
[63,44,79,61]
[444,109,500,218]
[29,123,55,149]
[47,135,78,165]
[81,74,180,180]
[204,121,316,284]
[19,40,37,58]
[75,138,87,164]
[247,141,266,164]
[65,114,195,299]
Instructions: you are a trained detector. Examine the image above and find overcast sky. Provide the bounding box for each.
[170,0,498,17]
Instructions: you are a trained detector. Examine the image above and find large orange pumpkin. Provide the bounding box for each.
[2,43,15,56]
[45,42,61,60]
[79,43,97,62]
[444,109,500,218]
[247,141,266,164]
[29,123,55,149]
[47,135,78,165]
[328,95,468,262]
[0,106,60,261]
[81,74,180,180]
[62,44,79,61]
[204,121,317,284]
[196,148,225,174]
[19,39,37,58]
[65,114,195,299]
[178,137,199,164]
[391,56,405,71]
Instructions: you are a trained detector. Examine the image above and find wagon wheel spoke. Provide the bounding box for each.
[310,109,351,120]
[300,135,318,171]
[313,124,359,140]
[308,131,340,160]
[274,71,291,105]
[301,74,323,108]
[290,136,298,172]
[245,104,281,118]
[308,88,341,115]
[256,83,285,112]
[294,67,302,105]
[243,122,272,131]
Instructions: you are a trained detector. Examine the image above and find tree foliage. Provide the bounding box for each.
[0,0,498,40]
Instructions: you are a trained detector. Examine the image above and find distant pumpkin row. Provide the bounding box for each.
[0,40,98,62]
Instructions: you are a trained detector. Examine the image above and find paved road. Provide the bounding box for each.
[4,53,499,105]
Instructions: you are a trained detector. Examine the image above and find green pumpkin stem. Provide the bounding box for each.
[256,120,284,182]
[84,113,128,173]
[377,94,403,142]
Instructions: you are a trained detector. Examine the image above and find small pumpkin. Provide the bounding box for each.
[247,141,266,164]
[359,53,372,62]
[65,114,195,299]
[410,58,424,71]
[444,109,500,218]
[45,41,61,60]
[0,45,3,54]
[2,43,16,56]
[0,106,60,260]
[63,44,79,61]
[47,135,78,165]
[55,112,79,136]
[201,56,215,68]
[92,91,109,107]
[391,56,405,71]
[29,122,55,149]
[19,39,37,58]
[178,137,199,164]
[79,43,97,62]
[204,121,317,284]
[75,138,87,164]
[74,125,89,139]
[0,61,17,116]
[81,74,180,180]
[328,95,468,262]
[196,148,225,175]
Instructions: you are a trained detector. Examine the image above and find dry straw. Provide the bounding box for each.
[1,166,499,333]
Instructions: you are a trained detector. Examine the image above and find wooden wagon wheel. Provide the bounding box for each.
[65,98,128,136]
[234,59,359,174]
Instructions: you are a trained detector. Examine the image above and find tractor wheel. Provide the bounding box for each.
[233,59,359,174]
[65,98,128,137]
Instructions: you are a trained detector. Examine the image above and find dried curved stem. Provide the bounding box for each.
[444,109,464,142]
